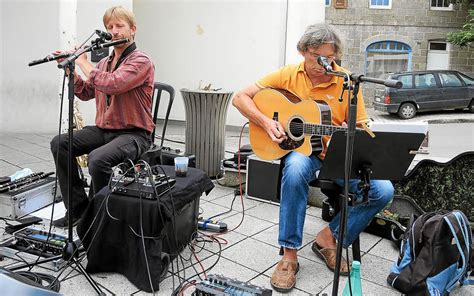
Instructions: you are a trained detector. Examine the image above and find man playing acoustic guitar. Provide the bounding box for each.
[232,23,394,293]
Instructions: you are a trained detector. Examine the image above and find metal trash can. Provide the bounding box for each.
[180,89,233,177]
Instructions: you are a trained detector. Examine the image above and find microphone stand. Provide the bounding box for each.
[11,37,128,295]
[322,69,402,296]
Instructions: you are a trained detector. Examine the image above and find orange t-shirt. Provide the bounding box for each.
[256,61,368,159]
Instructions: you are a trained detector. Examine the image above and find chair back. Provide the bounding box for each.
[151,82,175,147]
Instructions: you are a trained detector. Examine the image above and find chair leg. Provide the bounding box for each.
[352,236,361,262]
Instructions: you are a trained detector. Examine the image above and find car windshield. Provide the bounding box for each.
[459,73,474,86]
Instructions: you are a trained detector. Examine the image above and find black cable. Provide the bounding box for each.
[171,232,224,296]
[147,163,186,288]
[27,72,67,271]
[207,192,238,220]
[134,164,155,295]
[14,270,61,292]
[153,164,188,286]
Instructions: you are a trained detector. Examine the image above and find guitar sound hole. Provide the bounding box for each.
[289,118,303,138]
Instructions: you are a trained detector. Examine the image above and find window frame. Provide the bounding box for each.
[325,0,331,7]
[369,0,392,10]
[365,41,412,77]
[430,0,454,11]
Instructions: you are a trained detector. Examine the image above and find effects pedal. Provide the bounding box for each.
[197,217,227,232]
[193,274,272,295]
[110,174,176,199]
[13,226,80,257]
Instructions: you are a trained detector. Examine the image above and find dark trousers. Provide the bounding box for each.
[50,126,151,216]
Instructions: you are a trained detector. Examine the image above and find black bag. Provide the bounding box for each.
[387,210,474,295]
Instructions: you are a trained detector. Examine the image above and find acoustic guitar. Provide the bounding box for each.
[249,88,349,160]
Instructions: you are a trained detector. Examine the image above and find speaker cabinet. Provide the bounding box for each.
[245,155,281,204]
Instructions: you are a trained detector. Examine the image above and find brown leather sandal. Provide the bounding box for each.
[312,241,350,276]
[270,259,299,292]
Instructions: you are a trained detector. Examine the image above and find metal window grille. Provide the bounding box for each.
[431,0,451,7]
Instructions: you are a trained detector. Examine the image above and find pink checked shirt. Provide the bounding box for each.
[74,49,155,133]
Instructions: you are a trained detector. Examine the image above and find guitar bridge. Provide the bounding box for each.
[273,112,278,121]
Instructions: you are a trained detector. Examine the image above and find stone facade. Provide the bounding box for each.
[325,0,473,102]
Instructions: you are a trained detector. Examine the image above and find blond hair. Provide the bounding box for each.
[103,6,136,29]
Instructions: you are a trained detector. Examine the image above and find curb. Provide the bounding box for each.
[427,118,474,124]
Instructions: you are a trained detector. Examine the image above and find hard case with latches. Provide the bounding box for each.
[0,177,60,220]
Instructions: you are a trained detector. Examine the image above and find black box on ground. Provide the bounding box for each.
[160,147,196,168]
[245,155,281,204]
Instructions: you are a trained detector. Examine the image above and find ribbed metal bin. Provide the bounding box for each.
[180,89,233,177]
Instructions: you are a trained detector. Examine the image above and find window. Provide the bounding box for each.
[365,41,412,78]
[370,0,391,9]
[459,73,474,86]
[431,0,454,10]
[439,73,463,87]
[334,0,347,9]
[398,75,413,89]
[325,0,331,6]
[429,42,447,51]
[415,73,437,88]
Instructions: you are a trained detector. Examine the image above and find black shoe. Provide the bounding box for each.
[52,214,81,228]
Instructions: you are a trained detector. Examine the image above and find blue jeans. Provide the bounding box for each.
[278,152,394,249]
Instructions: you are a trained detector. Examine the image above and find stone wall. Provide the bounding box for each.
[325,0,474,103]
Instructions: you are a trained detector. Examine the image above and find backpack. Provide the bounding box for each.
[387,210,474,295]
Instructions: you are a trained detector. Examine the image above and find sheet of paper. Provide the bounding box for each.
[30,202,66,221]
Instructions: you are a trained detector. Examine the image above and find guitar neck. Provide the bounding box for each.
[304,123,347,136]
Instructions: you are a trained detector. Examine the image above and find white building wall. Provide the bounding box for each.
[134,0,324,127]
[1,0,324,133]
[1,0,61,133]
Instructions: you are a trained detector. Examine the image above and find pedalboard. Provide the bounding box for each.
[13,226,80,257]
[193,274,272,295]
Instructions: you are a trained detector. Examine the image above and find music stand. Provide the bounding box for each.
[318,129,425,293]
[320,130,426,181]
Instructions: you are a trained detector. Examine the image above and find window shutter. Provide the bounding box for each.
[334,0,348,9]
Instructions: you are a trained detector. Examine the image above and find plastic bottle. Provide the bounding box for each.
[9,168,34,181]
[343,260,362,296]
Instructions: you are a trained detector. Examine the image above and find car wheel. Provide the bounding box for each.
[398,103,416,119]
[469,100,474,113]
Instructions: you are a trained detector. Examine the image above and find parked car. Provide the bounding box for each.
[373,70,474,119]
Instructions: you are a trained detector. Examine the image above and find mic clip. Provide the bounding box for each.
[91,37,107,48]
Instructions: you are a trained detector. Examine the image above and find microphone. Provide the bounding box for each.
[317,56,333,72]
[95,29,112,40]
[58,39,129,69]
[94,38,129,49]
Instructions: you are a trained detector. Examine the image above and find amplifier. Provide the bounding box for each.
[193,274,272,296]
[245,155,281,204]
